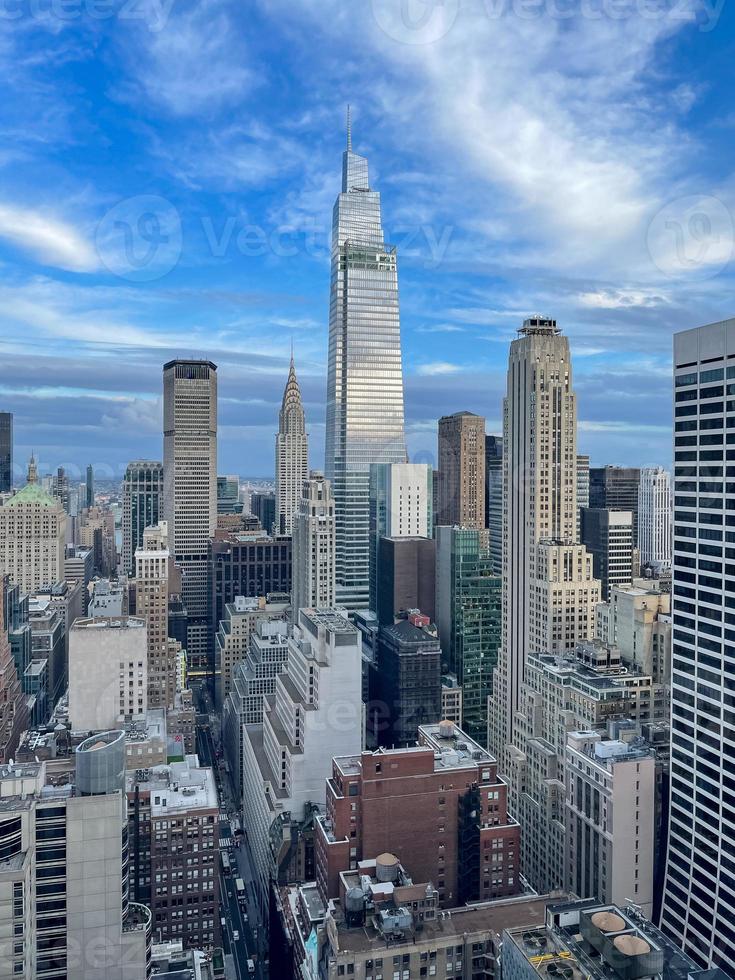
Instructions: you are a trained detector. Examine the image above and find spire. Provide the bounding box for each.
[27,453,37,485]
[346,104,352,151]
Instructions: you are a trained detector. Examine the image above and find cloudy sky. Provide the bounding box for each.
[1,0,734,481]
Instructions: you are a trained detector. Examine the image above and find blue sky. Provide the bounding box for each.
[1,0,734,481]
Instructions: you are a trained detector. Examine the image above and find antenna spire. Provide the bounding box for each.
[346,104,352,151]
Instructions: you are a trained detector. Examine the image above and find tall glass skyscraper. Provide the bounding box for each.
[325,117,407,609]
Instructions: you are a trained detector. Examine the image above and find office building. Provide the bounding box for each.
[315,721,520,908]
[660,317,735,974]
[275,354,309,536]
[0,476,66,595]
[163,359,217,670]
[63,545,94,602]
[436,411,485,529]
[372,613,441,747]
[324,121,407,610]
[51,465,70,514]
[375,535,436,626]
[68,616,147,731]
[209,530,292,633]
[508,641,667,896]
[216,474,241,515]
[0,737,151,980]
[581,507,635,601]
[577,452,590,538]
[122,460,163,576]
[589,464,641,539]
[485,434,503,572]
[490,317,585,764]
[88,577,125,617]
[2,577,34,723]
[436,526,500,745]
[249,491,276,534]
[501,898,712,980]
[638,465,672,569]
[292,472,336,621]
[213,593,289,707]
[565,730,655,917]
[368,462,432,614]
[28,597,66,712]
[135,522,180,709]
[78,504,117,576]
[126,756,219,951]
[0,587,26,763]
[596,583,672,684]
[0,411,11,493]
[221,617,290,795]
[242,609,362,922]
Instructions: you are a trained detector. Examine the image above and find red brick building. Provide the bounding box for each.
[315,721,520,908]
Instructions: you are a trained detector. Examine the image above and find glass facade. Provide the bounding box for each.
[122,461,163,577]
[0,411,11,493]
[325,131,407,609]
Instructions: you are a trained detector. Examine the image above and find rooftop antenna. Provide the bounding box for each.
[346,104,352,152]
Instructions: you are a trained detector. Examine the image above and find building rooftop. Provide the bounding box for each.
[300,608,357,636]
[71,616,145,630]
[419,721,497,768]
[3,482,60,507]
[126,754,217,815]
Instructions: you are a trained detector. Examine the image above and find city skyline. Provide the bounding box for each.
[4,5,734,476]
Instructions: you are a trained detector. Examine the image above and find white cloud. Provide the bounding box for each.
[416,361,463,376]
[0,203,98,272]
[578,287,671,309]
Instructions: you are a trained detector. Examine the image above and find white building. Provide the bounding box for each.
[637,466,672,570]
[565,730,656,918]
[275,354,309,536]
[0,477,66,595]
[214,593,290,707]
[135,521,180,709]
[596,583,672,684]
[163,359,217,669]
[68,617,147,731]
[241,608,362,923]
[292,472,336,621]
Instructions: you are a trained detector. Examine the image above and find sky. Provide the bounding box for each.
[1,0,735,482]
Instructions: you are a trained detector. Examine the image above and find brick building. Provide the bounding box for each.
[315,721,520,909]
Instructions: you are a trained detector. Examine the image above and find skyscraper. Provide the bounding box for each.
[135,521,180,710]
[437,411,486,529]
[0,473,67,595]
[490,317,581,757]
[275,353,308,535]
[589,464,641,540]
[122,460,163,576]
[660,317,735,974]
[485,435,503,572]
[638,465,672,569]
[52,465,70,514]
[576,452,589,538]
[580,507,635,600]
[324,115,407,609]
[163,359,217,671]
[291,471,336,619]
[85,463,94,509]
[0,411,11,493]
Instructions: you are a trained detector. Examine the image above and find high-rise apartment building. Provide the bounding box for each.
[163,360,217,670]
[68,616,147,731]
[315,722,520,908]
[436,526,500,745]
[0,476,66,595]
[126,756,219,951]
[589,464,641,539]
[638,466,672,569]
[275,354,309,536]
[372,613,441,747]
[324,122,407,610]
[0,411,11,493]
[122,460,163,576]
[660,317,735,974]
[581,507,635,600]
[436,411,485,529]
[242,609,362,922]
[490,317,591,761]
[135,522,180,709]
[0,735,151,979]
[368,462,432,612]
[292,471,336,620]
[375,535,436,626]
[485,434,503,572]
